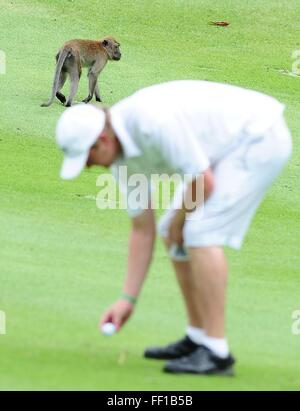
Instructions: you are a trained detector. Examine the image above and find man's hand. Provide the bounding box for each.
[100,300,135,331]
[168,170,215,246]
[169,209,185,245]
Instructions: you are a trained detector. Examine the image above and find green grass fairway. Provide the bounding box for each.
[0,0,300,390]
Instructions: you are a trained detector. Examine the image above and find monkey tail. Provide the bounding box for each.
[41,48,72,107]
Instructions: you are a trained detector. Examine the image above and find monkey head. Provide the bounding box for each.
[102,37,121,61]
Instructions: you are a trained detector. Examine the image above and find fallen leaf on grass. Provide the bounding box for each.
[209,21,230,27]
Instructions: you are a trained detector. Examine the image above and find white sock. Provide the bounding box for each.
[186,325,205,345]
[201,335,229,359]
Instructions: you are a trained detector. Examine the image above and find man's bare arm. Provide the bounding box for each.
[123,208,156,298]
[100,208,156,329]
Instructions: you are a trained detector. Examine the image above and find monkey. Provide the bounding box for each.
[41,36,121,107]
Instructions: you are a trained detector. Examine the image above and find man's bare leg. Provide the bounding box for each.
[166,240,230,355]
[144,239,205,359]
[188,246,228,338]
[163,245,234,374]
[162,239,203,329]
[145,243,231,365]
[163,239,228,339]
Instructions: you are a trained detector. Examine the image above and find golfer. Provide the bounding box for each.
[56,81,292,375]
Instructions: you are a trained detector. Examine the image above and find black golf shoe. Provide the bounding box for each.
[144,336,199,360]
[163,345,235,375]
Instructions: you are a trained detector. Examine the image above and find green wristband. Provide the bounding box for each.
[121,293,138,305]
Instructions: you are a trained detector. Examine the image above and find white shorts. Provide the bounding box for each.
[158,115,292,250]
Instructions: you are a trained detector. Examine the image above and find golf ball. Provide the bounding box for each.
[101,322,117,336]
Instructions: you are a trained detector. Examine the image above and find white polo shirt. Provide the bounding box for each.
[109,80,285,217]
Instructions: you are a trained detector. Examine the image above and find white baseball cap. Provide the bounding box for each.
[56,104,106,180]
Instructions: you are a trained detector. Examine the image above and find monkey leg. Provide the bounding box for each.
[82,70,98,103]
[95,84,102,102]
[56,92,66,104]
[56,70,67,104]
[65,71,80,107]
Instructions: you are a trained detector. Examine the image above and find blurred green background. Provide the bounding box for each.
[0,0,299,390]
